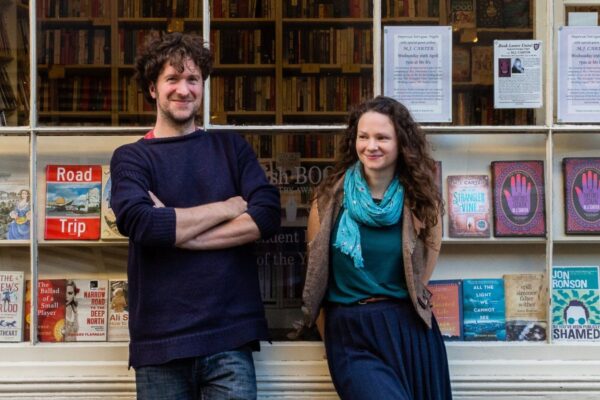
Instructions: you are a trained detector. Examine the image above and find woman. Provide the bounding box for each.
[7,189,31,240]
[64,280,79,342]
[302,96,450,399]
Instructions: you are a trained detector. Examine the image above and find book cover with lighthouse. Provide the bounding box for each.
[45,165,102,240]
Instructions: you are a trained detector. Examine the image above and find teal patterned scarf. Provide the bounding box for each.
[333,162,405,268]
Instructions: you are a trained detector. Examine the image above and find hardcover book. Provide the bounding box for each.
[471,46,494,85]
[492,161,546,237]
[453,46,471,82]
[451,0,476,28]
[504,273,547,341]
[37,279,66,342]
[463,278,506,341]
[0,182,30,240]
[101,166,125,240]
[563,158,600,234]
[45,165,102,240]
[552,266,600,342]
[107,280,129,342]
[65,279,108,342]
[447,175,491,238]
[0,271,25,342]
[476,0,504,27]
[428,280,463,340]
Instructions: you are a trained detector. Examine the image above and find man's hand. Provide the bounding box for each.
[224,196,248,219]
[148,191,165,208]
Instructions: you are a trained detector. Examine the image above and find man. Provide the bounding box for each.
[110,32,281,399]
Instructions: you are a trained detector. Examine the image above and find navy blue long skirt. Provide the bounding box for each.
[324,298,452,400]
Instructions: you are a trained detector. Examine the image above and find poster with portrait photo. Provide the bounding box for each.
[494,40,543,109]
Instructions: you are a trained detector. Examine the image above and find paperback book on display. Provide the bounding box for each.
[563,158,600,234]
[0,271,24,342]
[66,279,108,342]
[108,280,129,342]
[0,182,30,240]
[45,165,102,240]
[491,161,546,237]
[447,175,491,238]
[552,266,600,342]
[100,166,125,240]
[37,279,66,342]
[428,280,463,340]
[504,273,547,341]
[462,278,506,341]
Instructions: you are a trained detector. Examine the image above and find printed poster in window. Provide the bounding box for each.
[557,27,600,122]
[383,26,452,123]
[494,40,543,109]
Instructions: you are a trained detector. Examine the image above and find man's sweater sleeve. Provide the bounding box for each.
[236,138,281,239]
[110,145,176,246]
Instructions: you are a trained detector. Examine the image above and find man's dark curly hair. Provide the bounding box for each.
[135,32,213,103]
[318,95,444,240]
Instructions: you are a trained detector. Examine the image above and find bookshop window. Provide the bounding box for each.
[449,0,538,125]
[0,0,29,126]
[245,130,339,340]
[36,1,202,126]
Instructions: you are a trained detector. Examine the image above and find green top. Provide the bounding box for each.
[325,207,409,304]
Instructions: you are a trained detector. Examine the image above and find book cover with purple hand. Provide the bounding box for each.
[492,161,546,237]
[563,158,600,234]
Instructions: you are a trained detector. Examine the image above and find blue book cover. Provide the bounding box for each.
[463,278,506,341]
[552,266,600,342]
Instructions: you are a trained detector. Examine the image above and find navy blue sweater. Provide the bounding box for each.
[110,129,280,368]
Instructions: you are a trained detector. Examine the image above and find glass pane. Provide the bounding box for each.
[282,1,374,125]
[209,0,276,125]
[448,0,537,125]
[0,1,30,126]
[36,2,202,126]
[242,131,340,340]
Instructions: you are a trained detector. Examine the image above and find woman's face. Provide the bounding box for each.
[20,190,29,200]
[355,111,399,179]
[66,285,75,304]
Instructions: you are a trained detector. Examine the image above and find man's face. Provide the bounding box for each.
[149,58,203,127]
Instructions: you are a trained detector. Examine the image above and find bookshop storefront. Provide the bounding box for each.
[1,0,600,398]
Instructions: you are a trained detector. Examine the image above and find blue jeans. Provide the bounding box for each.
[135,347,257,400]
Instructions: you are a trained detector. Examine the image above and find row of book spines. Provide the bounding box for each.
[118,0,201,18]
[279,135,336,159]
[281,75,373,112]
[258,263,303,302]
[451,0,531,29]
[37,0,111,18]
[211,76,276,113]
[0,65,18,111]
[38,29,110,66]
[243,134,273,159]
[454,92,532,125]
[0,16,12,55]
[284,0,373,18]
[213,0,274,18]
[38,76,111,112]
[285,28,372,65]
[382,0,439,18]
[211,29,275,65]
[118,75,154,112]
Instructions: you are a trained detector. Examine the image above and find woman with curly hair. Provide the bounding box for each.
[301,96,451,399]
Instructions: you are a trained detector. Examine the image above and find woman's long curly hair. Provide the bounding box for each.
[318,96,444,239]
